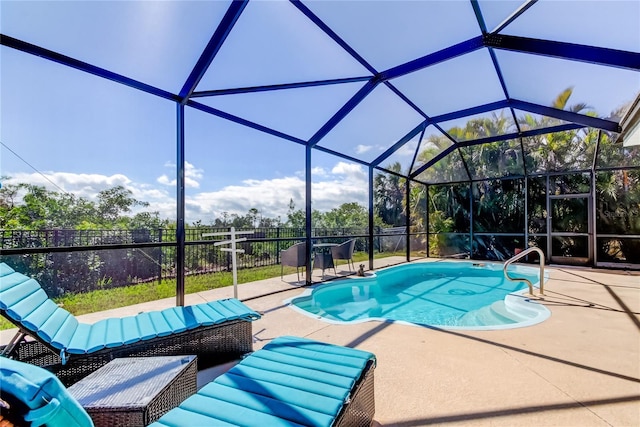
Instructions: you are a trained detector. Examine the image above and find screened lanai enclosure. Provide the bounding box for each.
[1,1,639,303]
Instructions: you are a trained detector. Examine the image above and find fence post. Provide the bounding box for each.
[157,228,163,283]
[276,227,281,264]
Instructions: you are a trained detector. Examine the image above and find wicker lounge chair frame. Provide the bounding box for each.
[0,263,260,386]
[333,358,376,426]
[1,319,253,386]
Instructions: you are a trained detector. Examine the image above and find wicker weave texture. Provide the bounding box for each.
[335,360,376,427]
[68,356,197,427]
[2,320,252,385]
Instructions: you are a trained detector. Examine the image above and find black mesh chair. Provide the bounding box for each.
[280,241,307,281]
[331,239,356,272]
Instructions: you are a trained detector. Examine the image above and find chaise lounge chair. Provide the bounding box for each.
[0,263,261,385]
[0,335,376,427]
[151,335,376,427]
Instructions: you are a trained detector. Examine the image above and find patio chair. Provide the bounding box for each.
[280,241,307,281]
[0,263,261,385]
[331,239,356,272]
[150,335,376,427]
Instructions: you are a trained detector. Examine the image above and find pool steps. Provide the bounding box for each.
[459,300,534,326]
[490,301,530,322]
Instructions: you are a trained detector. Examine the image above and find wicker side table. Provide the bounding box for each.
[67,355,197,427]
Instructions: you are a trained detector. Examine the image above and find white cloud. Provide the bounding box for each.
[157,161,203,188]
[189,176,305,221]
[157,174,172,185]
[4,172,131,200]
[2,171,175,219]
[355,144,372,154]
[185,161,368,221]
[395,140,418,157]
[4,159,370,223]
[331,161,366,180]
[311,166,327,176]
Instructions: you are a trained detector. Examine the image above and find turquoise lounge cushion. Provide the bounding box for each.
[223,364,348,401]
[0,278,42,311]
[84,319,109,352]
[192,301,231,325]
[120,316,142,344]
[150,400,297,427]
[5,287,49,321]
[66,324,92,354]
[215,371,344,416]
[249,343,365,381]
[240,353,356,389]
[0,262,15,277]
[150,336,375,427]
[101,318,126,348]
[265,335,374,370]
[159,307,189,333]
[133,311,158,340]
[33,309,78,351]
[200,383,334,426]
[0,262,261,360]
[148,311,173,337]
[20,299,60,331]
[0,356,94,427]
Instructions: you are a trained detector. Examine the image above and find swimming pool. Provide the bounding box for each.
[287,261,550,330]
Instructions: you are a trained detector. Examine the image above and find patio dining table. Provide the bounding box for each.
[312,242,338,279]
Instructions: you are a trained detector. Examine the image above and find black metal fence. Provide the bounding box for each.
[0,227,410,297]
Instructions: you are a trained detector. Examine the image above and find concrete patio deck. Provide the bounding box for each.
[2,258,638,426]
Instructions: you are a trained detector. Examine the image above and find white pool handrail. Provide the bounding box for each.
[503,247,545,296]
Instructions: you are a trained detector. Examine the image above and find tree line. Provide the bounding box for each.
[0,184,398,234]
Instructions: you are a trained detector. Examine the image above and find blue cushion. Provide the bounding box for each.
[0,278,41,311]
[101,318,125,348]
[0,356,94,427]
[148,311,173,337]
[84,319,109,352]
[0,262,261,359]
[21,299,60,331]
[240,353,356,389]
[0,263,15,277]
[150,336,375,427]
[200,383,335,426]
[6,288,50,321]
[66,324,92,354]
[0,271,31,294]
[132,311,158,340]
[215,371,344,416]
[120,316,142,345]
[225,364,348,401]
[45,311,79,349]
[159,307,188,333]
[251,344,364,379]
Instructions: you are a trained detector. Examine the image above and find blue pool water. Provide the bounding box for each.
[288,261,550,330]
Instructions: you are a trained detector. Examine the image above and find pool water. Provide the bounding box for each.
[288,261,550,330]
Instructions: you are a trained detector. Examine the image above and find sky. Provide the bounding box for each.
[1,0,638,224]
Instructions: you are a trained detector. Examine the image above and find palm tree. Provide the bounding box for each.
[374,162,406,227]
[520,87,595,172]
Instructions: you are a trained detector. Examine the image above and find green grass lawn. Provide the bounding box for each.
[0,251,409,331]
